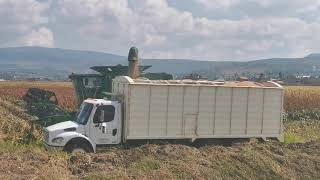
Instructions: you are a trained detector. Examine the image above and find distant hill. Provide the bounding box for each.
[305,53,320,58]
[0,46,319,79]
[0,47,126,72]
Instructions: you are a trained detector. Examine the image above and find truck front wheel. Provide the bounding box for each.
[64,139,93,153]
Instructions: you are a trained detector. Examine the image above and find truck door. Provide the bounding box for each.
[90,104,118,145]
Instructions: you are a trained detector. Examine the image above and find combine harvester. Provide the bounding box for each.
[44,47,284,153]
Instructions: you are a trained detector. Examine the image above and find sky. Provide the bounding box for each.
[0,0,319,61]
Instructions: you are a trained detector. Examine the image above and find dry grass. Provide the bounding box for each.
[284,86,320,121]
[284,86,320,112]
[0,138,319,179]
[0,143,71,179]
[0,97,43,144]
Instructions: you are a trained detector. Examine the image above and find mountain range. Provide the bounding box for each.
[0,46,319,79]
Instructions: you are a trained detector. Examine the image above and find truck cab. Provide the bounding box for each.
[44,99,122,153]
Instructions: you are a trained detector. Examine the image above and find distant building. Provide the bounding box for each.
[238,76,249,81]
[285,75,320,86]
[296,75,311,79]
[26,77,52,81]
[0,79,6,82]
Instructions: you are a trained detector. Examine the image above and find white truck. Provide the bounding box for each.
[44,76,284,153]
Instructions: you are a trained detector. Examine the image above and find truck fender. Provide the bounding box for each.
[57,132,96,152]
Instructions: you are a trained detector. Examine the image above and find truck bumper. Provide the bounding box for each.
[44,143,64,152]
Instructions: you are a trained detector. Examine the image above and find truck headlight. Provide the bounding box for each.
[52,137,64,144]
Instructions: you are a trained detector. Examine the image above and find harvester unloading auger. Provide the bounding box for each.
[24,47,173,127]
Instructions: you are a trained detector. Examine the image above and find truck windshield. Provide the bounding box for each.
[74,102,93,125]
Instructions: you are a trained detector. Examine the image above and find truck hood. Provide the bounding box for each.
[46,121,78,132]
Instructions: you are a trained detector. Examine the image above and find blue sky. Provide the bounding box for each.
[0,0,319,61]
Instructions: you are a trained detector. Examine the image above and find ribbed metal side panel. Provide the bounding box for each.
[183,86,199,136]
[167,86,184,136]
[247,88,264,135]
[197,87,216,135]
[214,87,232,135]
[112,77,283,141]
[231,88,248,135]
[127,85,150,137]
[262,89,282,134]
[149,86,167,136]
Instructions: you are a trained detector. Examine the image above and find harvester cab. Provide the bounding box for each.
[69,64,152,107]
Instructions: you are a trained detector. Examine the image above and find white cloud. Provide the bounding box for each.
[23,27,53,47]
[48,0,320,60]
[0,0,319,61]
[0,0,52,47]
[196,0,320,11]
[143,34,167,46]
[196,0,240,9]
